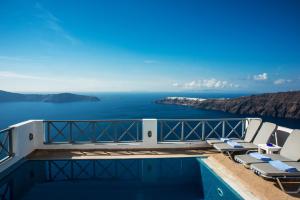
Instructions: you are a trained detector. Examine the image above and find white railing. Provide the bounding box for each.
[44,120,143,144]
[0,118,259,172]
[0,128,13,164]
[43,118,247,144]
[157,118,247,142]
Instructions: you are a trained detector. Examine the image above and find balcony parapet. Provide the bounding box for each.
[0,117,269,172]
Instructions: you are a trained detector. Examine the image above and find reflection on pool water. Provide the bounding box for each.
[0,158,242,200]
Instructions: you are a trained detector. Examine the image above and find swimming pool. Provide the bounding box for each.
[0,158,243,200]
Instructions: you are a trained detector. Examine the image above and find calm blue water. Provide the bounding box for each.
[0,158,242,200]
[0,92,299,129]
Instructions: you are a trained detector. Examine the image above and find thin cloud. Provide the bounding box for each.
[274,79,292,85]
[172,82,179,87]
[173,79,239,90]
[0,71,105,86]
[35,2,79,45]
[253,73,268,81]
[0,71,52,80]
[0,71,137,92]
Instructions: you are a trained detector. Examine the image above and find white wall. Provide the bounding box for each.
[142,119,157,146]
[0,120,43,172]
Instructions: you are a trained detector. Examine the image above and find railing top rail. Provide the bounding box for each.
[43,119,143,122]
[0,127,13,134]
[44,118,254,122]
[157,118,248,121]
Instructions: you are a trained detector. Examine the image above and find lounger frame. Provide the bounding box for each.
[253,169,300,194]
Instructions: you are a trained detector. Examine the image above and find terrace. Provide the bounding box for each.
[0,118,299,200]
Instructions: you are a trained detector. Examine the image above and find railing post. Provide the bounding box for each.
[8,129,13,157]
[136,122,139,142]
[202,121,205,141]
[142,119,157,146]
[222,120,225,138]
[242,120,245,138]
[160,121,163,142]
[47,122,51,143]
[181,121,184,141]
[92,122,96,143]
[69,122,73,144]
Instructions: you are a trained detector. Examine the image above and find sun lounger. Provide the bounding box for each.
[207,118,262,145]
[250,161,300,194]
[249,130,300,193]
[251,161,300,177]
[235,153,292,167]
[213,122,277,158]
[234,129,300,166]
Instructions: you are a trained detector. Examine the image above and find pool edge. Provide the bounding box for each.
[198,157,259,200]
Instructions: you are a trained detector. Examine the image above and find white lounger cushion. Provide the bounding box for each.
[213,142,258,152]
[235,154,293,165]
[206,138,243,145]
[251,162,300,177]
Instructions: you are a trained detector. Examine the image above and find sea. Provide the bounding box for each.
[0,92,299,130]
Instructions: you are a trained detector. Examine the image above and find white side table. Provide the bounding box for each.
[258,144,281,154]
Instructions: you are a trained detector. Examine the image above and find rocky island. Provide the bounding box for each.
[0,90,100,103]
[156,91,300,119]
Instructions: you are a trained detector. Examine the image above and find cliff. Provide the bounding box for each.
[155,91,300,119]
[0,90,100,103]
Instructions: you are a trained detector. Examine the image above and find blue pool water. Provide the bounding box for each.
[0,92,299,129]
[0,158,243,200]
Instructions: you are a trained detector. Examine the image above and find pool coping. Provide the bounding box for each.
[26,149,212,160]
[202,156,260,200]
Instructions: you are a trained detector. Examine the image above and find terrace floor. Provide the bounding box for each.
[27,149,300,200]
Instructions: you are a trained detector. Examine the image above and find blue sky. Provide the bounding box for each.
[0,0,299,93]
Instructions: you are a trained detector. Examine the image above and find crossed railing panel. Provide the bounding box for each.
[0,128,13,163]
[44,120,143,144]
[158,118,247,142]
[46,159,142,181]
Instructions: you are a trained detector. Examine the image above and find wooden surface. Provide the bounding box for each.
[27,149,213,160]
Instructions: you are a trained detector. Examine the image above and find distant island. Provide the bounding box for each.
[0,90,100,103]
[155,91,300,119]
